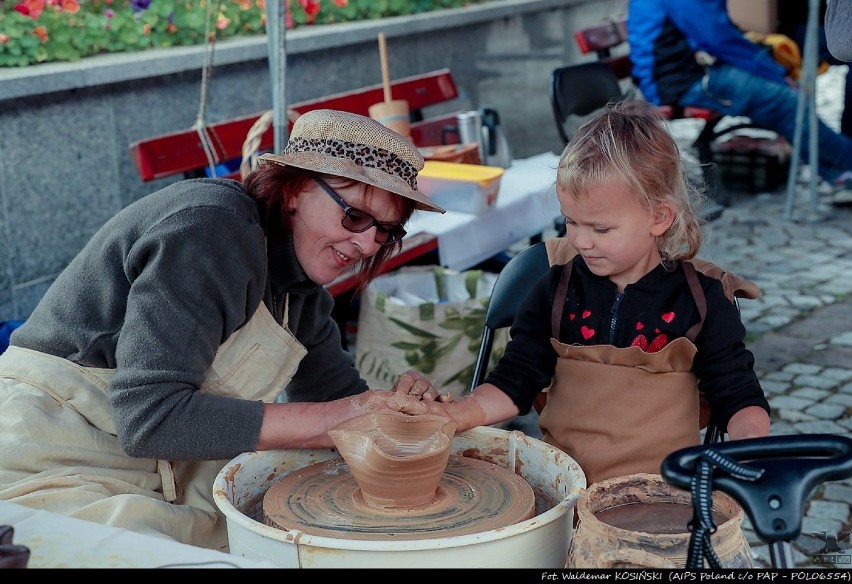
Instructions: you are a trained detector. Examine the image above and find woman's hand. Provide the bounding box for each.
[390,369,454,404]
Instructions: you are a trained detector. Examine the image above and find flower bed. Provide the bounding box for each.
[0,0,490,67]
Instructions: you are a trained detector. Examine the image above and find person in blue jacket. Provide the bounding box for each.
[628,0,852,205]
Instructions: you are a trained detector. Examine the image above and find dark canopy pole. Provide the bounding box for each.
[265,1,289,152]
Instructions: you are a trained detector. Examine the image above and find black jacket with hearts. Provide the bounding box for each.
[484,255,770,430]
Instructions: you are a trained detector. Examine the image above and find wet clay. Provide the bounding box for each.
[327,412,457,508]
[594,501,725,534]
[262,454,536,541]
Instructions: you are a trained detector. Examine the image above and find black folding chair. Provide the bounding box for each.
[548,61,624,146]
[469,241,550,391]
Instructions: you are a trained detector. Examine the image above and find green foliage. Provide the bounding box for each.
[0,0,489,67]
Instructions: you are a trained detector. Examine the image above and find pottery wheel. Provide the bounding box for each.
[263,454,536,541]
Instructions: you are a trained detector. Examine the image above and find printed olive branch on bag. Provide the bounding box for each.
[388,301,503,387]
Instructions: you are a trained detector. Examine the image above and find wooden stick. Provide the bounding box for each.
[378,32,392,103]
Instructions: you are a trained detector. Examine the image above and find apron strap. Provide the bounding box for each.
[157,459,178,502]
[682,261,707,343]
[551,261,573,338]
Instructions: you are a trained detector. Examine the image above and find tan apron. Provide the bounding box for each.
[0,299,306,550]
[538,261,707,486]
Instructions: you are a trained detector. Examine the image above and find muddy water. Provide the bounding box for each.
[594,501,725,534]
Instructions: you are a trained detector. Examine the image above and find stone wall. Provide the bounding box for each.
[0,0,628,320]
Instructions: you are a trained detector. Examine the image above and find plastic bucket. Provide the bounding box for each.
[213,426,585,568]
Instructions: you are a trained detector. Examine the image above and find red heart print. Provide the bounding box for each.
[648,334,669,352]
[632,335,648,350]
[636,322,644,330]
[582,310,591,319]
[581,325,595,340]
[569,313,576,320]
[661,312,675,323]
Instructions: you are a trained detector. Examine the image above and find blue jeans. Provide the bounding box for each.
[679,64,852,184]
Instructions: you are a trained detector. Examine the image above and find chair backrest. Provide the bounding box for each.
[548,62,624,145]
[469,241,550,391]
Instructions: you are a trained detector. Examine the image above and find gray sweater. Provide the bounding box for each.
[12,178,366,460]
[826,0,852,62]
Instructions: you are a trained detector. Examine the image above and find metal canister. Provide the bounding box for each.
[456,110,485,165]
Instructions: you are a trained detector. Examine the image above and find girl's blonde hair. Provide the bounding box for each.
[556,99,706,263]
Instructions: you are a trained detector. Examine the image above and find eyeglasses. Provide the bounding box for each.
[314,178,407,245]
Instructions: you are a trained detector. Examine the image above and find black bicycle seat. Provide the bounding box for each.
[661,433,852,543]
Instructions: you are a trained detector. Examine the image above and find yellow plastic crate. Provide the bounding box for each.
[417,161,504,214]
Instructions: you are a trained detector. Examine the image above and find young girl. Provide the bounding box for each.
[416,99,771,485]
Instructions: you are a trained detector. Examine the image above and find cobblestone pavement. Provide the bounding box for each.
[699,186,852,569]
[674,64,851,569]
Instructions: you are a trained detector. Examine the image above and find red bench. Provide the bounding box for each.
[574,19,766,207]
[129,68,463,183]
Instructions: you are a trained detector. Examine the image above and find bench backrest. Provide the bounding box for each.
[129,69,461,182]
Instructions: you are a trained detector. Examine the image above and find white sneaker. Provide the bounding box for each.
[832,173,852,206]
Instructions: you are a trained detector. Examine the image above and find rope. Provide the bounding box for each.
[686,449,764,569]
[194,0,223,176]
[240,110,274,180]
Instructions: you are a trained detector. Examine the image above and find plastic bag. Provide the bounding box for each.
[355,266,508,398]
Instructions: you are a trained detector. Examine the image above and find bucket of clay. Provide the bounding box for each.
[566,473,754,569]
[213,426,585,568]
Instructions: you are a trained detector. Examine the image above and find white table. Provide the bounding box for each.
[327,152,562,296]
[0,500,279,569]
[406,151,562,270]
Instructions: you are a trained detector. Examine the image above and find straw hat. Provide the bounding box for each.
[259,109,445,213]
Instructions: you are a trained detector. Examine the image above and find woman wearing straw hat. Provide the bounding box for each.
[0,109,445,550]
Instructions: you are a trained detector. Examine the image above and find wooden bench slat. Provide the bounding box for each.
[289,68,458,119]
[129,69,459,183]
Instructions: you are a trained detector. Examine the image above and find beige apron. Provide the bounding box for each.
[538,261,707,486]
[0,299,306,550]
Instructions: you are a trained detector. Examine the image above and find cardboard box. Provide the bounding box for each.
[417,161,504,214]
[728,0,778,34]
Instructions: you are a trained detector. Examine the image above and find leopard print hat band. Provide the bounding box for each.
[258,109,445,213]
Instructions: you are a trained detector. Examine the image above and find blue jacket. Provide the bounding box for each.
[628,0,788,105]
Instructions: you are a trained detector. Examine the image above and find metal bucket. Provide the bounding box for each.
[213,426,586,568]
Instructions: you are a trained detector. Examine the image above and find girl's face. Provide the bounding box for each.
[559,177,674,292]
[289,178,405,285]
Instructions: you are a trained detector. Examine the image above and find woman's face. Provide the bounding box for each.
[289,177,406,285]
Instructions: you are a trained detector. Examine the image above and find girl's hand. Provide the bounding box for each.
[391,369,454,403]
[348,389,448,417]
